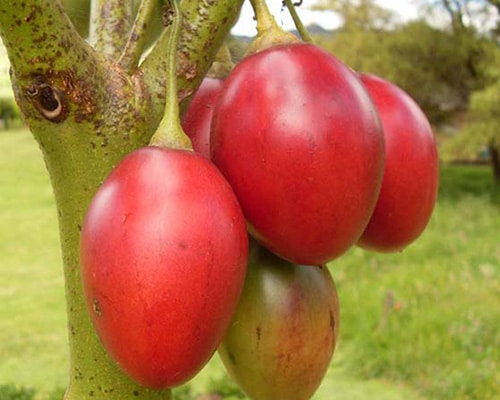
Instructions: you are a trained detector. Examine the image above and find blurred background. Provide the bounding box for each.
[0,1,499,399]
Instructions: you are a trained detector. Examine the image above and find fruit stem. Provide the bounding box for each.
[282,0,313,43]
[149,0,193,150]
[249,0,281,35]
[247,0,299,54]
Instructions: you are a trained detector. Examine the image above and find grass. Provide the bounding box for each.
[0,130,68,394]
[0,128,499,399]
[331,198,500,399]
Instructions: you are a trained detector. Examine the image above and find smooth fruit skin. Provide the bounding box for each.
[357,73,439,252]
[80,146,248,388]
[182,77,224,158]
[218,240,339,400]
[211,43,385,265]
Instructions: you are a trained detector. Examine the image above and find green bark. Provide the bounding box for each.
[89,0,134,57]
[0,0,243,398]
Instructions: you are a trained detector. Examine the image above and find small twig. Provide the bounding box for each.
[282,0,313,43]
[118,0,158,73]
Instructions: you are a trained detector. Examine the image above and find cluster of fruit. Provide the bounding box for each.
[182,42,439,399]
[79,2,439,398]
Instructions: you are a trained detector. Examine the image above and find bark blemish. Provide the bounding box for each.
[25,80,66,122]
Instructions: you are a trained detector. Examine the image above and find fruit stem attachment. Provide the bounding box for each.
[149,0,193,150]
[282,0,313,43]
[250,0,281,35]
[247,0,299,54]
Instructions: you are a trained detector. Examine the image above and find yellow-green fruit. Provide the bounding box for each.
[218,242,339,400]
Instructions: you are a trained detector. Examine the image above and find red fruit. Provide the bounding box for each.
[357,73,439,252]
[182,77,224,158]
[211,43,385,265]
[80,146,248,388]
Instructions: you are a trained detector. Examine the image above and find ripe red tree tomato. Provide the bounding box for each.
[80,146,248,388]
[219,240,339,400]
[182,77,224,158]
[211,43,385,265]
[357,73,439,252]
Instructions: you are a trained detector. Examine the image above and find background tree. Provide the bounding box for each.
[443,46,500,183]
[422,0,500,183]
[315,4,490,120]
[418,0,500,33]
[0,1,243,399]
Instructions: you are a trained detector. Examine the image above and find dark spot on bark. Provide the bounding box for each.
[32,31,47,45]
[24,8,36,23]
[74,367,83,380]
[88,390,94,397]
[39,85,60,111]
[161,3,175,27]
[133,390,140,396]
[256,325,261,344]
[101,136,109,148]
[25,80,67,122]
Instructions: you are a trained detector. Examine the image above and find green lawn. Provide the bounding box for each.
[0,129,499,399]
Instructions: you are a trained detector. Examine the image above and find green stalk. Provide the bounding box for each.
[250,0,281,34]
[282,0,313,43]
[247,0,299,55]
[149,0,192,150]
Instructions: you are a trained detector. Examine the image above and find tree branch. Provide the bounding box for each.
[0,0,113,127]
[89,0,134,59]
[0,1,91,75]
[118,0,159,73]
[440,0,466,30]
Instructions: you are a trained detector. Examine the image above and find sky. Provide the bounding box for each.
[231,0,420,36]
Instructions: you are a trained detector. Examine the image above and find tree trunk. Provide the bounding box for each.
[0,1,243,398]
